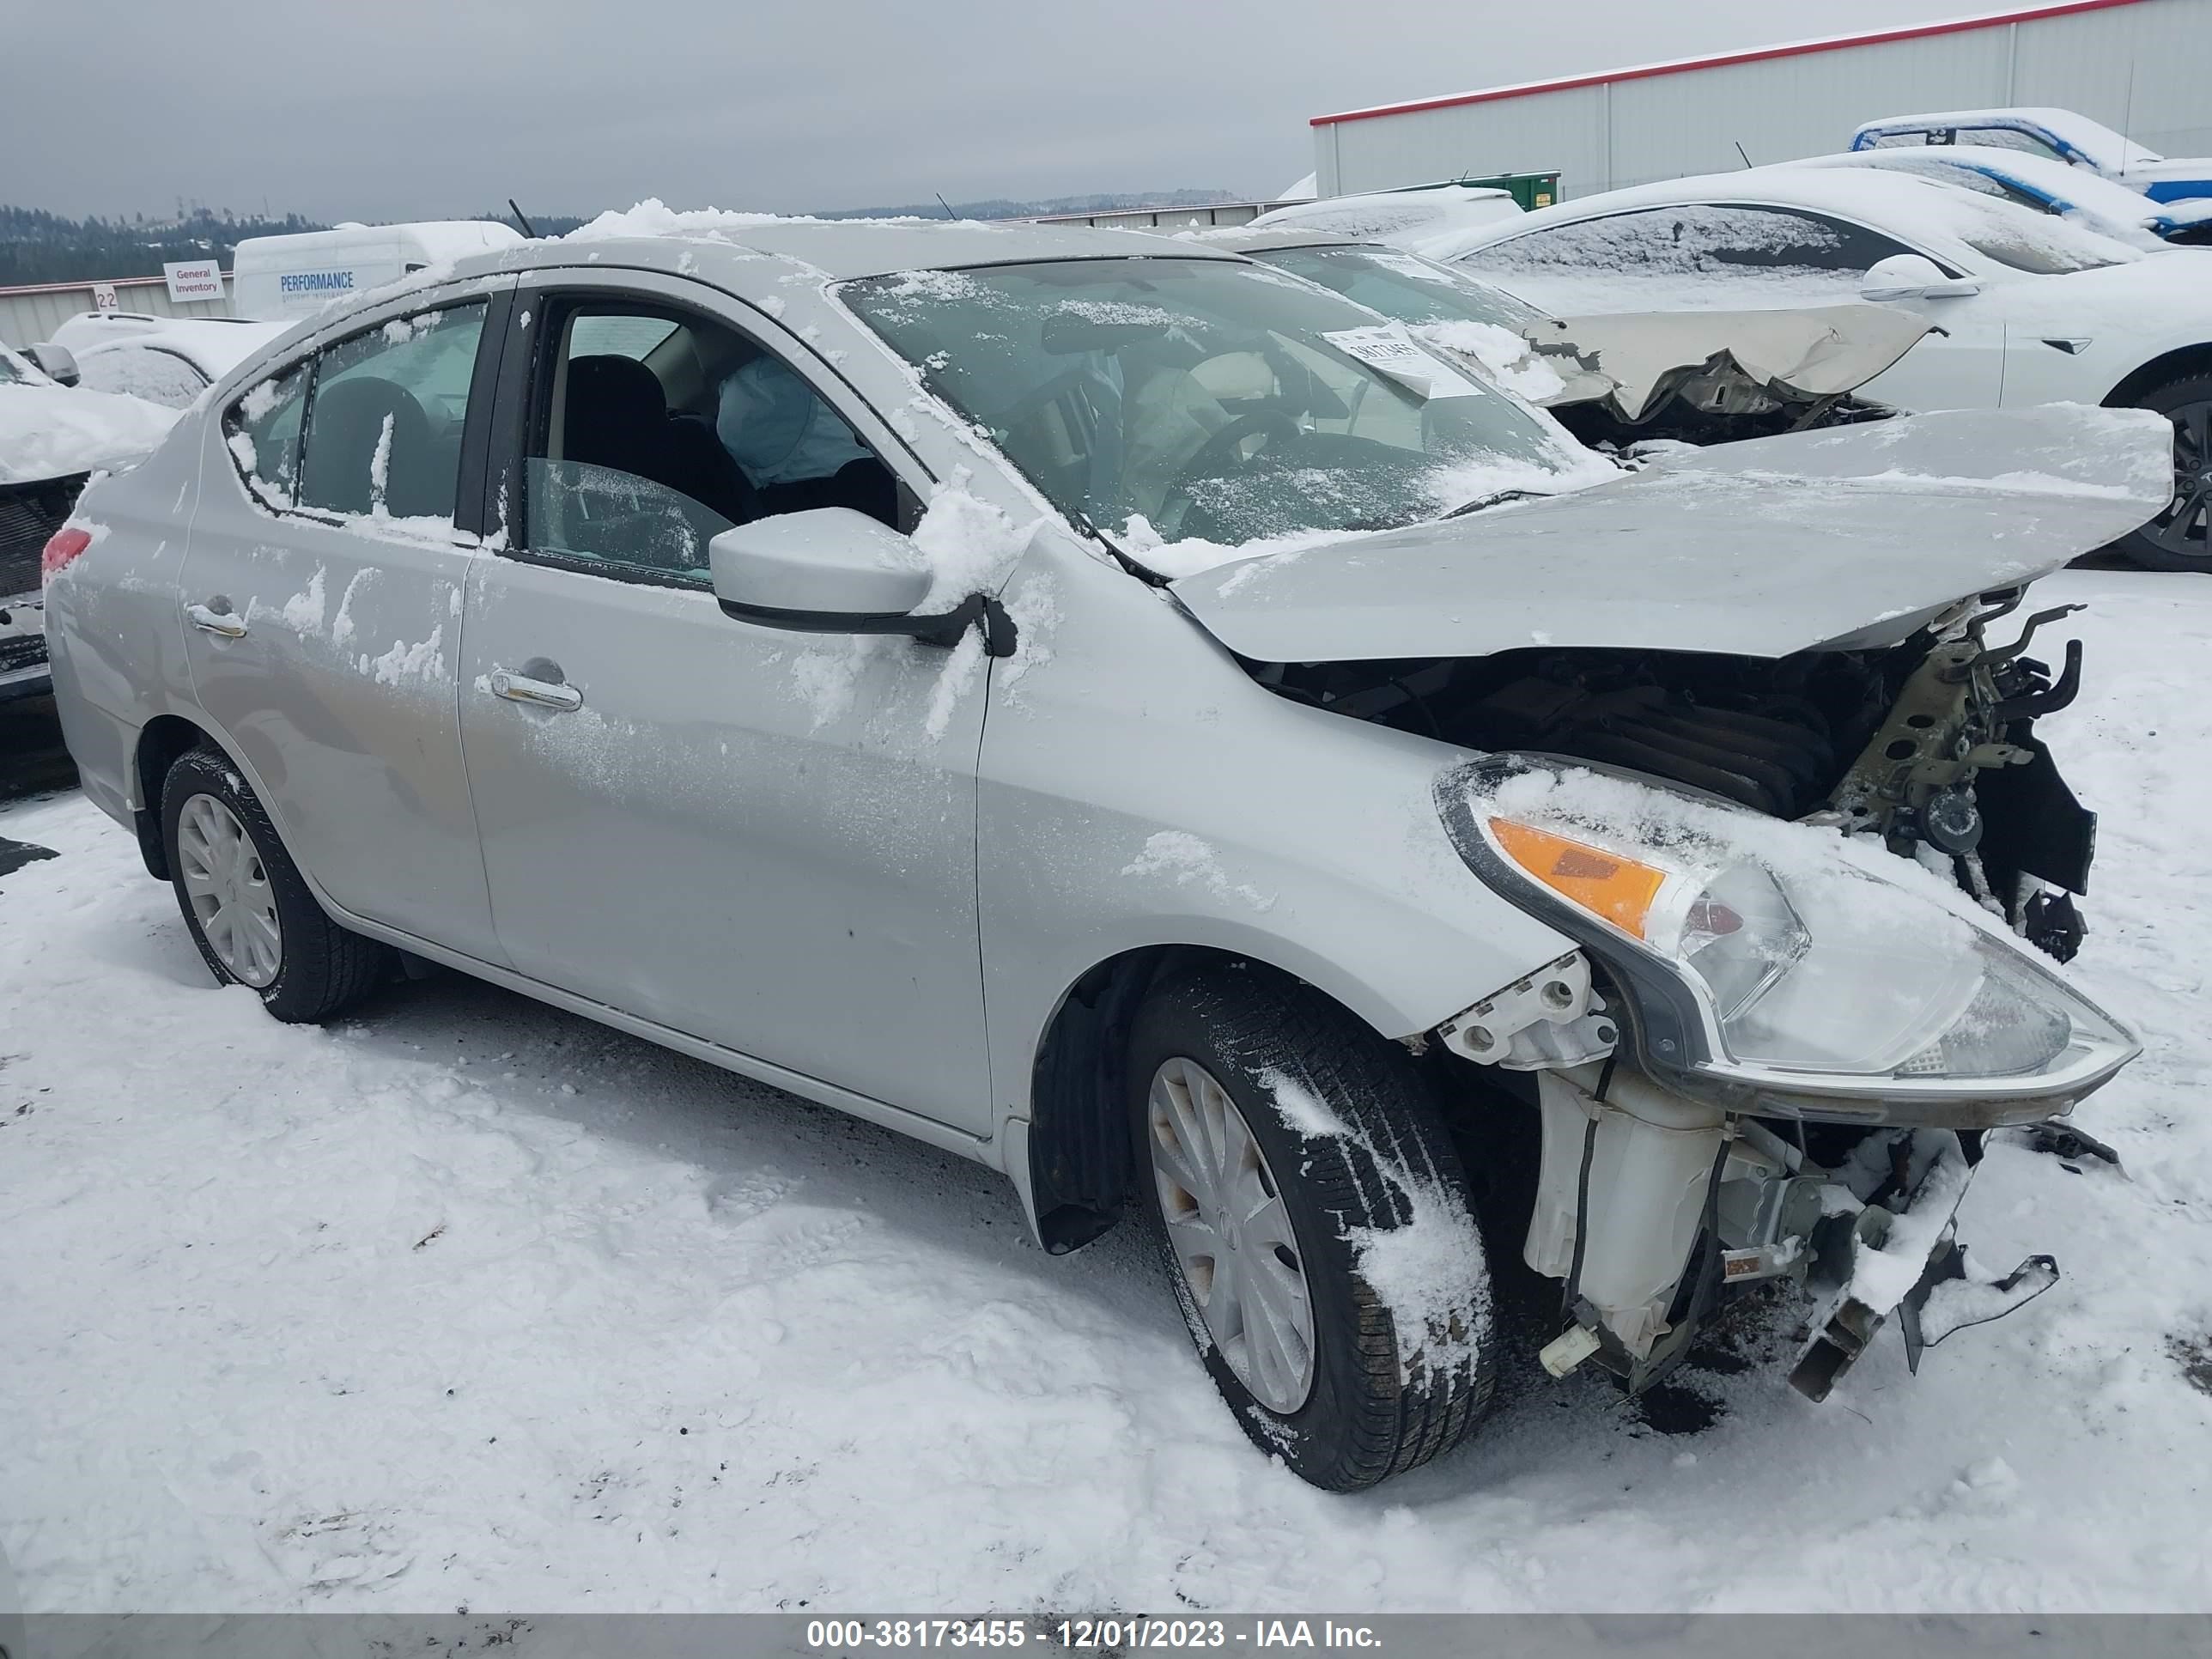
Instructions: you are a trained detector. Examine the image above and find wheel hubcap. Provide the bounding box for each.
[1146,1056,1317,1414]
[2147,398,2210,558]
[177,793,283,988]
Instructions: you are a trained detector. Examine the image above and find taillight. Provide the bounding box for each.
[41,526,93,581]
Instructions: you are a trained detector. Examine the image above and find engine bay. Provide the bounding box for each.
[1252,589,2099,958]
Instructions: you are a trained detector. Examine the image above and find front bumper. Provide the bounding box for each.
[1789,1129,2059,1400]
[0,590,50,703]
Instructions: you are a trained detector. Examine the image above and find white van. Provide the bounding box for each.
[229,221,525,322]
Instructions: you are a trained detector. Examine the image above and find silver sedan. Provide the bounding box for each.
[45,217,2159,1487]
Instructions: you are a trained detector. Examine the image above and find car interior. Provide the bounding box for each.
[527,301,903,583]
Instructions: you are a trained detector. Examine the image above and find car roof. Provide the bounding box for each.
[1850,107,2155,168]
[1426,165,2005,256]
[448,211,1249,289]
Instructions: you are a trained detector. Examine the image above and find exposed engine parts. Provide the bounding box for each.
[1251,587,2098,959]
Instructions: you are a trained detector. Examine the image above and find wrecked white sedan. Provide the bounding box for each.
[1194,226,1933,448]
[42,213,2167,1490]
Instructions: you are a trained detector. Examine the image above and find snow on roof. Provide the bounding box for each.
[1422,161,2146,271]
[1310,0,2148,125]
[550,199,1242,280]
[1850,107,2162,168]
[1791,146,2177,243]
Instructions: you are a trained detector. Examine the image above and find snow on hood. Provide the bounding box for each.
[1169,404,2172,664]
[0,383,179,487]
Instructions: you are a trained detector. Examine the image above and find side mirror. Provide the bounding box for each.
[22,342,79,386]
[708,507,1016,655]
[1861,254,1981,302]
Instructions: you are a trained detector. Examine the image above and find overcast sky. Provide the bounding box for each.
[12,0,1986,222]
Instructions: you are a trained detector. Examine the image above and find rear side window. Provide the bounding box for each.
[298,302,489,521]
[224,366,309,508]
[77,344,209,409]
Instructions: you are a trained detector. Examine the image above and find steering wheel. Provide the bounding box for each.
[1177,408,1302,485]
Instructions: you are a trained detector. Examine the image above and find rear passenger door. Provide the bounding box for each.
[179,282,514,962]
[455,270,995,1133]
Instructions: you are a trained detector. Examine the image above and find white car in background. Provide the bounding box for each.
[0,343,177,699]
[43,312,292,409]
[1850,106,2212,205]
[1249,183,1524,249]
[1796,144,2212,248]
[1430,166,2212,569]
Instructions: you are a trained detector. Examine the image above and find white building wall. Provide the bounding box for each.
[1316,0,2212,201]
[0,276,233,349]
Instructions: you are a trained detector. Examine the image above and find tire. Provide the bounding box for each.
[160,744,389,1023]
[2113,373,2212,572]
[1127,966,1498,1491]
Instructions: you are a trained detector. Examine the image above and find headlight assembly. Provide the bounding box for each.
[1441,761,2137,1110]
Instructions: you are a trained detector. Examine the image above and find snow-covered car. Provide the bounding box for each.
[44,214,2163,1489]
[1196,227,1930,447]
[1249,183,1524,248]
[1431,166,2212,570]
[45,312,293,409]
[1850,106,2212,204]
[1,343,177,700]
[1794,145,2212,247]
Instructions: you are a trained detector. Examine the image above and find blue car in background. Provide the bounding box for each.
[1850,106,2212,209]
[1805,143,2212,246]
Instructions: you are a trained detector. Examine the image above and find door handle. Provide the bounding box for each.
[489,667,583,711]
[186,601,247,639]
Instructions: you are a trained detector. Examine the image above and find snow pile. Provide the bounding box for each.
[0,385,179,486]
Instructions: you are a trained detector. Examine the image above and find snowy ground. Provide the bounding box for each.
[3,567,2209,1615]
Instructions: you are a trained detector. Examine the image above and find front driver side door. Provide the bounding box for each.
[455,270,995,1134]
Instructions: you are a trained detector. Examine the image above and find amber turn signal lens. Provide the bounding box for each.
[1487,818,1668,939]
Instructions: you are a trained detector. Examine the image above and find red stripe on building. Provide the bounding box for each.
[1310,0,2149,125]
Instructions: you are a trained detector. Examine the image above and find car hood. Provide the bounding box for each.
[1530,303,1934,420]
[1169,405,2172,664]
[0,384,180,488]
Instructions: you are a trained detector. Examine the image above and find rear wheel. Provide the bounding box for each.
[2114,374,2212,571]
[1127,968,1497,1491]
[161,745,389,1023]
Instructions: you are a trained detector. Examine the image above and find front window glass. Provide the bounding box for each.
[1939,191,2136,273]
[76,345,209,408]
[842,258,1601,551]
[524,301,900,586]
[0,349,25,386]
[298,301,487,520]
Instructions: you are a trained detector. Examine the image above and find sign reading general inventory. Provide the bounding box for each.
[162,260,224,302]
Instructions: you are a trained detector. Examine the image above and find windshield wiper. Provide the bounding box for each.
[1438,488,1556,520]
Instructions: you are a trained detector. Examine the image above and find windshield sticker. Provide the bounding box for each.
[1321,325,1486,400]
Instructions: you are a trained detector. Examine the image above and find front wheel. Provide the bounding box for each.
[161,745,390,1023]
[2114,374,2212,571]
[1127,968,1498,1491]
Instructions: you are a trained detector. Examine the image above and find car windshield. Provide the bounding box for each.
[0,349,27,386]
[1246,245,1550,332]
[842,257,1601,555]
[1928,184,2141,273]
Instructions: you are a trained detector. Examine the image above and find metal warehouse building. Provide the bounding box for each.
[1310,0,2212,201]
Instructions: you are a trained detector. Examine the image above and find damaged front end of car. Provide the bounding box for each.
[1165,402,2172,1404]
[1425,750,2136,1401]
